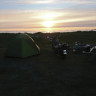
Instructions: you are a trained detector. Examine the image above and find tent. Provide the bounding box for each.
[6,33,40,58]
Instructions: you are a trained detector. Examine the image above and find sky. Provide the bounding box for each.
[0,0,96,33]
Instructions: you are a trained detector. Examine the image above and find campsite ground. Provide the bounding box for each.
[0,31,96,96]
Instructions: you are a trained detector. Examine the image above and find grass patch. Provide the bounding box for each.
[0,32,96,96]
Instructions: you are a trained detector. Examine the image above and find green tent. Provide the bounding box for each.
[6,33,40,58]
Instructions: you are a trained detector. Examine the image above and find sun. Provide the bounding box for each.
[43,21,54,28]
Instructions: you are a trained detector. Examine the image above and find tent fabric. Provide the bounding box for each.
[6,33,40,58]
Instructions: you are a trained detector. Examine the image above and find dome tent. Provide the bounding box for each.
[6,33,40,58]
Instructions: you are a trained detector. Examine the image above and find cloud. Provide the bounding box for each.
[0,0,96,32]
[0,7,96,31]
[57,0,96,4]
[1,0,54,4]
[1,0,96,5]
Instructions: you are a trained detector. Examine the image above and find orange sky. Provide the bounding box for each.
[0,0,96,33]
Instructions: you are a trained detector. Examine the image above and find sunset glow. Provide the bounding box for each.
[43,21,54,28]
[0,0,96,33]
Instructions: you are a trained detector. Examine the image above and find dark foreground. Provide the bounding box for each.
[0,32,96,96]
